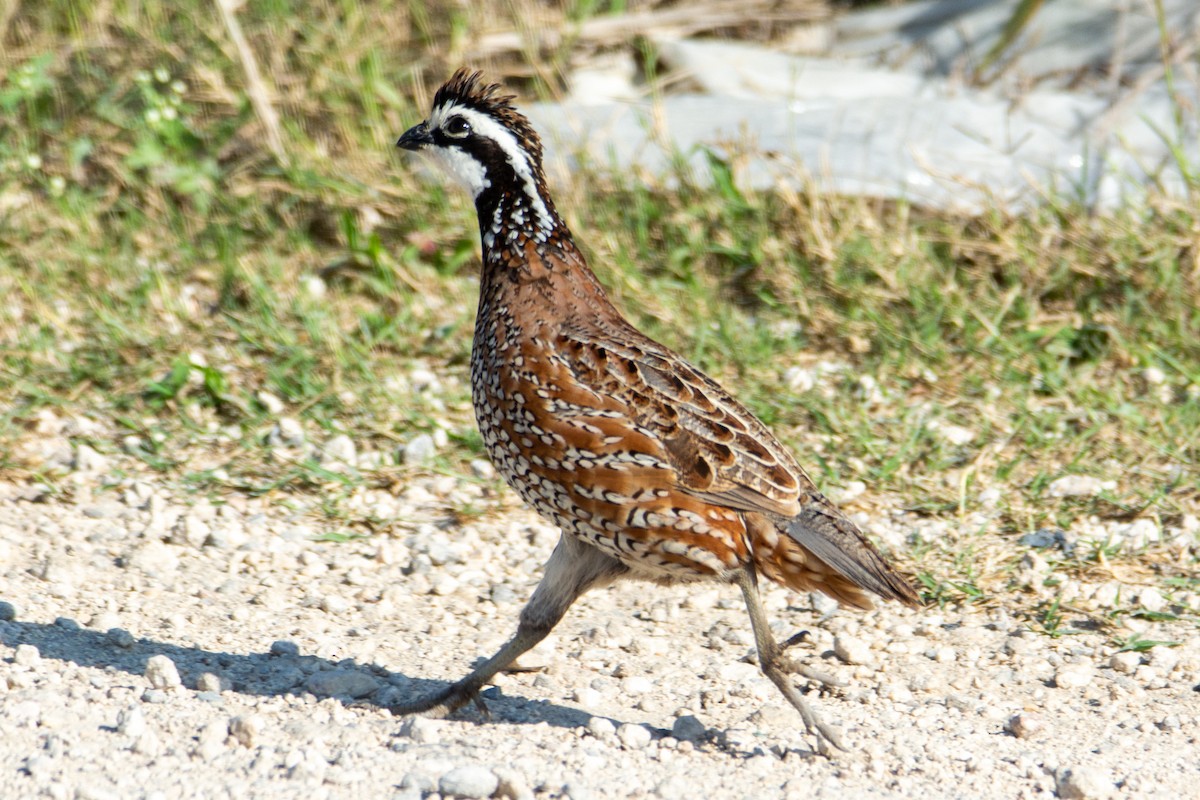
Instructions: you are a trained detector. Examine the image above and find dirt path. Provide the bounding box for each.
[1,473,1196,799]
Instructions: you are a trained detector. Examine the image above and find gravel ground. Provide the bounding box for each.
[2,449,1198,800]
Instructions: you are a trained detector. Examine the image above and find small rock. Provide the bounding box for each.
[977,486,1003,508]
[1109,651,1141,674]
[170,514,210,548]
[439,765,499,799]
[403,433,437,466]
[784,366,816,392]
[1020,528,1069,550]
[229,714,264,747]
[1142,366,1167,385]
[0,601,15,620]
[117,706,146,738]
[1092,583,1121,609]
[145,654,182,689]
[82,503,120,519]
[286,747,327,780]
[933,422,975,445]
[1147,645,1179,673]
[322,434,357,466]
[269,640,300,657]
[399,716,443,744]
[206,524,248,550]
[1056,766,1114,799]
[256,391,285,415]
[319,594,350,614]
[408,367,440,392]
[1047,476,1115,498]
[1112,518,1161,550]
[73,444,109,473]
[195,719,229,761]
[195,673,225,692]
[622,676,654,694]
[932,646,957,664]
[671,714,706,742]
[429,573,460,596]
[106,628,136,649]
[1136,586,1167,612]
[834,635,872,665]
[400,771,436,792]
[1054,664,1094,689]
[493,767,534,800]
[22,755,53,779]
[126,541,180,576]
[272,417,305,447]
[1005,712,1043,739]
[14,644,40,666]
[469,459,496,479]
[830,480,866,504]
[131,731,162,758]
[810,592,840,616]
[616,722,652,749]
[304,668,381,698]
[586,717,616,739]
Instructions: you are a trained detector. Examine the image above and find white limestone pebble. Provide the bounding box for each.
[144,655,181,689]
[303,668,381,698]
[617,722,652,749]
[834,635,873,665]
[439,765,499,799]
[1056,766,1114,799]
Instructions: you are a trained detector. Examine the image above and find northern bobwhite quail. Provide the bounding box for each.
[393,68,920,752]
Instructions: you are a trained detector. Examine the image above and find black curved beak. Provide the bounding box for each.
[396,122,434,151]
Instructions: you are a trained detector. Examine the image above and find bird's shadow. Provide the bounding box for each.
[0,619,598,731]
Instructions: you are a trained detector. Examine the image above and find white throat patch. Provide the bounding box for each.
[424,145,490,199]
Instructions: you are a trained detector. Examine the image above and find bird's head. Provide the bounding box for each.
[397,68,548,204]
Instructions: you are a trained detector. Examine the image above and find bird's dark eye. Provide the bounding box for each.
[444,116,471,138]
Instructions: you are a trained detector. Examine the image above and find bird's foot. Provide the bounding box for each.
[775,632,847,691]
[388,681,489,719]
[760,648,847,754]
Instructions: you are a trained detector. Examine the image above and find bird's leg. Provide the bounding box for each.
[391,533,625,718]
[734,566,847,754]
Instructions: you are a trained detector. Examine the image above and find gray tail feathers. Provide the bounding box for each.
[785,504,922,607]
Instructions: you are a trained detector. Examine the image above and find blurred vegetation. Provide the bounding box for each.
[0,0,1197,621]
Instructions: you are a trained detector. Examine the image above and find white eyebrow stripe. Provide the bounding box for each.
[431,103,555,236]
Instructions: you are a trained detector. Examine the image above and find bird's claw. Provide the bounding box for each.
[782,630,812,650]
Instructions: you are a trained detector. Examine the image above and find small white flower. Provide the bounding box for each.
[24,153,42,170]
[49,176,66,195]
[135,70,151,84]
[154,67,171,83]
[161,106,177,121]
[146,108,161,124]
[171,80,187,95]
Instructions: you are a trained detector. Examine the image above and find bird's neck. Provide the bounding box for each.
[475,163,563,246]
[474,165,581,284]
[472,173,622,329]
